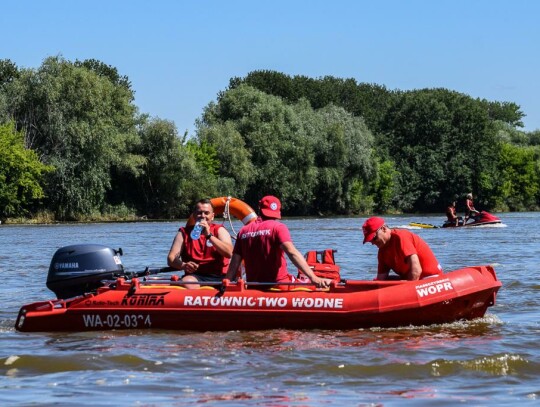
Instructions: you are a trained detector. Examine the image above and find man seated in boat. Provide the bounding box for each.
[463,193,480,224]
[167,199,233,289]
[225,195,331,289]
[362,217,443,281]
[444,200,462,227]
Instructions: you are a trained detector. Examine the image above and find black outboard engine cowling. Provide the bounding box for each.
[46,244,124,299]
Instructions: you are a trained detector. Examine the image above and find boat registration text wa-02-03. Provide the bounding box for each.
[82,314,152,328]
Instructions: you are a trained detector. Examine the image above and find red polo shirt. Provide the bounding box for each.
[378,229,442,279]
[233,218,292,282]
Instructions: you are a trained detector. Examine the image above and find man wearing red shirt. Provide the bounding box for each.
[226,195,330,288]
[362,217,443,281]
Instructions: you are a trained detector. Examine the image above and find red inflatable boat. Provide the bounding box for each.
[15,244,502,332]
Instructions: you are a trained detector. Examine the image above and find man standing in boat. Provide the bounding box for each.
[362,217,443,281]
[226,195,331,289]
[167,199,233,289]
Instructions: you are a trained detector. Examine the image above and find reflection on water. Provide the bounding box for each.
[1,213,539,405]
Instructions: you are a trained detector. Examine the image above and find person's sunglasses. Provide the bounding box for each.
[371,226,383,242]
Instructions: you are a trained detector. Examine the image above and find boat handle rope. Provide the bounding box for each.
[222,196,239,239]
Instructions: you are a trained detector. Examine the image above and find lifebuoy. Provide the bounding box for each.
[186,196,257,226]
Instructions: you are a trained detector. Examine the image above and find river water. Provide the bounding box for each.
[1,213,539,405]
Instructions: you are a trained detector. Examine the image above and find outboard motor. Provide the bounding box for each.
[46,244,124,299]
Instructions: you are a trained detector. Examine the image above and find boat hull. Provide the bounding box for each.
[15,266,501,332]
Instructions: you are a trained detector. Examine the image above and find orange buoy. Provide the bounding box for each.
[186,196,257,226]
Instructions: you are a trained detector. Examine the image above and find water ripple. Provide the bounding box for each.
[1,213,539,405]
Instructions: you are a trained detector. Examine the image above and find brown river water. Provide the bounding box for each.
[1,213,539,405]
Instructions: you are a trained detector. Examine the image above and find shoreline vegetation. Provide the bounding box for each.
[2,58,540,223]
[1,210,514,226]
[1,214,152,225]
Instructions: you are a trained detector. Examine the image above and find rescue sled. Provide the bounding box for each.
[15,244,501,332]
[409,211,502,229]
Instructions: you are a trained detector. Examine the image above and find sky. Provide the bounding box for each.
[2,0,539,134]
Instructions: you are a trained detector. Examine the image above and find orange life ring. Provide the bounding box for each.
[186,196,257,226]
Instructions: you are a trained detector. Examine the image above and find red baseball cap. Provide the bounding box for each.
[362,217,385,244]
[259,195,281,219]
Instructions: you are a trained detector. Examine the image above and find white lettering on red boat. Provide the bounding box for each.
[183,296,344,309]
[258,297,287,307]
[291,297,343,308]
[185,296,258,307]
[82,314,151,328]
[416,278,454,298]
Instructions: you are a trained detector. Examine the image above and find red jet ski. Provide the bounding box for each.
[410,211,502,229]
[442,211,502,228]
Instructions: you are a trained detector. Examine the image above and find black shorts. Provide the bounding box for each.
[183,273,224,283]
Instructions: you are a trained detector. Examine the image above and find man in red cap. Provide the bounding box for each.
[226,195,331,288]
[362,217,443,281]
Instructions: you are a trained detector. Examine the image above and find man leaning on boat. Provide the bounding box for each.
[226,195,331,289]
[362,217,443,281]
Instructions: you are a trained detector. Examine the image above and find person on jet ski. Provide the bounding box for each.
[464,193,480,224]
[445,200,462,227]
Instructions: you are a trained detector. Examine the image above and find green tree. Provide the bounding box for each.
[198,84,375,215]
[481,99,524,128]
[229,70,396,134]
[0,59,20,123]
[185,139,220,177]
[0,122,53,218]
[4,56,139,219]
[196,120,255,197]
[131,117,216,218]
[212,85,318,212]
[493,142,540,210]
[74,58,132,96]
[381,88,499,211]
[0,59,19,86]
[312,103,375,213]
[528,130,540,146]
[370,157,399,213]
[230,71,531,213]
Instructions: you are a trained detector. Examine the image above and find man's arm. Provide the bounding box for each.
[281,242,330,288]
[208,226,233,258]
[406,254,422,281]
[225,253,243,281]
[167,232,185,270]
[375,260,391,280]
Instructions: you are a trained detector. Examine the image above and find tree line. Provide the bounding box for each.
[1,58,539,222]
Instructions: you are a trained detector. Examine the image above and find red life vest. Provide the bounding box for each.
[298,249,341,282]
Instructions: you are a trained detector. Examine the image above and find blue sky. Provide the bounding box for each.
[2,0,539,134]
